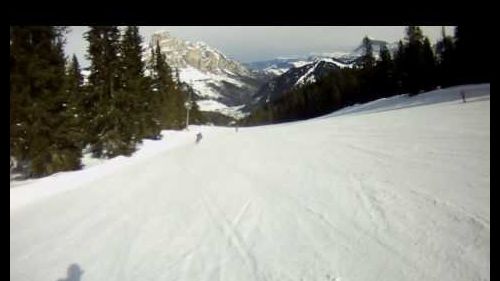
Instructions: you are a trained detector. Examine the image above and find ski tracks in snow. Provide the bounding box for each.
[349,174,389,235]
[199,194,263,281]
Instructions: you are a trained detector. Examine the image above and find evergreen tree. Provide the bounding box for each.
[406,26,424,44]
[421,37,437,91]
[65,54,86,152]
[374,45,396,97]
[10,26,82,177]
[436,26,457,87]
[393,40,406,93]
[151,41,188,130]
[359,36,375,69]
[85,26,135,158]
[67,54,83,93]
[400,26,437,95]
[120,26,161,140]
[152,41,173,128]
[358,36,376,101]
[403,26,425,94]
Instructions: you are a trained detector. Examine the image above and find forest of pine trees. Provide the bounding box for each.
[10,26,203,177]
[243,26,489,126]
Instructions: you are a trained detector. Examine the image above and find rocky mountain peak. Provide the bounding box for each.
[147,31,250,76]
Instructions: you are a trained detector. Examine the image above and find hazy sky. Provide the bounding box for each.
[65,26,455,67]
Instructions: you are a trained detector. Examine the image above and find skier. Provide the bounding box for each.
[196,132,203,144]
[461,90,466,103]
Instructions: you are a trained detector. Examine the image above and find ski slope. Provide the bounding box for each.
[11,84,490,281]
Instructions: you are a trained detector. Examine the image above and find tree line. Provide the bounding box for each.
[10,26,203,177]
[243,26,489,125]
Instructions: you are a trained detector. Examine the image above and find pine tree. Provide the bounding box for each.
[85,26,135,158]
[67,54,84,93]
[358,36,376,101]
[360,36,375,69]
[375,45,396,97]
[436,26,457,87]
[405,26,423,94]
[393,40,406,93]
[10,26,82,177]
[120,26,161,141]
[65,54,86,152]
[151,41,188,130]
[402,26,427,95]
[421,37,437,91]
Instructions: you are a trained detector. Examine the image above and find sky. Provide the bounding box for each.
[65,26,455,68]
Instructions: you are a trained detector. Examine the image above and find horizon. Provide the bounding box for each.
[65,26,455,68]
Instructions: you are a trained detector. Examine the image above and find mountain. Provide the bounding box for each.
[141,33,398,121]
[144,31,270,120]
[246,38,398,77]
[244,38,399,112]
[245,57,349,111]
[245,57,314,77]
[246,53,352,77]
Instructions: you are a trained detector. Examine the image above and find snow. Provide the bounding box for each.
[11,84,489,281]
[81,70,90,84]
[196,99,231,111]
[295,62,319,87]
[196,99,249,120]
[317,57,353,68]
[310,51,352,58]
[325,84,490,118]
[263,67,289,76]
[290,60,310,68]
[294,58,354,88]
[178,66,246,100]
[261,57,350,77]
[176,66,250,119]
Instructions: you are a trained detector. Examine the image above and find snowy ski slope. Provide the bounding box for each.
[10,84,490,281]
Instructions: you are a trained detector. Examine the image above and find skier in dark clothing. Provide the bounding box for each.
[461,90,467,103]
[196,132,203,144]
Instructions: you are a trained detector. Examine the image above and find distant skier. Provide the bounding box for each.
[196,132,203,144]
[461,90,467,103]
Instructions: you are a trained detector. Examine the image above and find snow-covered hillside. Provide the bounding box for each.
[11,84,490,281]
[246,37,397,77]
[144,31,265,120]
[247,55,353,77]
[248,58,349,110]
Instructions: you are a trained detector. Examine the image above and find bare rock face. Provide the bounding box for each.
[148,31,250,76]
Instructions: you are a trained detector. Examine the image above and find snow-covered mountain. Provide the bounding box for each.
[246,38,398,77]
[147,31,249,76]
[246,57,350,110]
[245,57,314,77]
[246,54,352,78]
[11,84,490,281]
[244,38,400,111]
[144,31,269,120]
